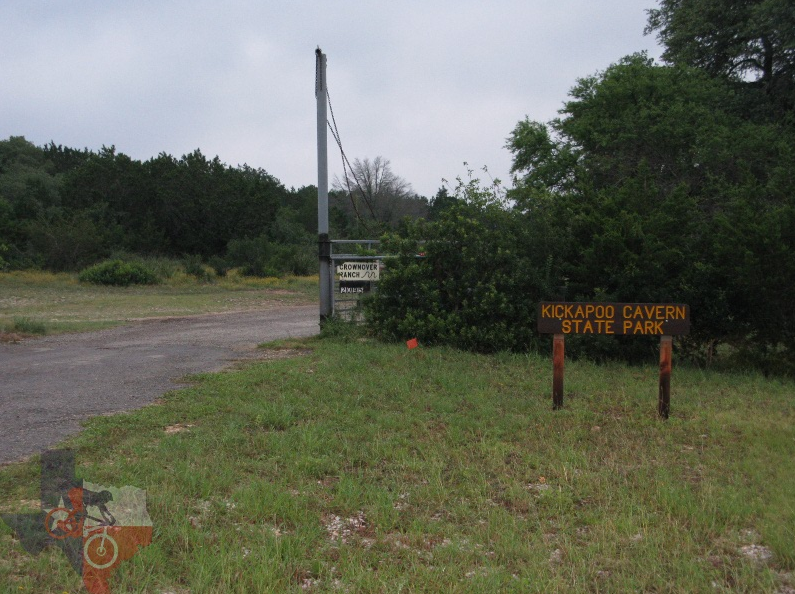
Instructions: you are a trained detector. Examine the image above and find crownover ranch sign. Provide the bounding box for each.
[537,302,691,419]
[335,261,380,295]
[335,261,379,281]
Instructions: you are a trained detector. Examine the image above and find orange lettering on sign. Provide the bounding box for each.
[562,320,571,333]
[676,306,686,319]
[623,320,632,333]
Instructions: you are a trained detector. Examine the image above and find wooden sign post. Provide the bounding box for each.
[537,302,690,418]
[553,334,564,410]
[658,335,673,418]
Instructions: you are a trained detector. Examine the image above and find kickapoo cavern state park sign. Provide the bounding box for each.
[537,302,690,336]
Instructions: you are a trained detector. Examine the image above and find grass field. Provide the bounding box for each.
[0,270,317,338]
[1,333,793,592]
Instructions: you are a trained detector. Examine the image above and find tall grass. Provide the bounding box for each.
[1,338,793,592]
[9,316,47,335]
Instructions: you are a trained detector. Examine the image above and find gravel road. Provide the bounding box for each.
[0,306,318,465]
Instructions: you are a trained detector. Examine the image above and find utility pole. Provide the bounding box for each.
[316,47,331,323]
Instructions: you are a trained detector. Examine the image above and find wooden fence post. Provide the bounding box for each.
[658,335,672,419]
[553,333,565,410]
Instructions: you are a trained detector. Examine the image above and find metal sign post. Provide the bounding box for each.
[316,48,331,323]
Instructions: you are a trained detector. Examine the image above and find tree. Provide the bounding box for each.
[332,156,426,231]
[427,187,460,220]
[646,0,795,108]
[506,54,795,367]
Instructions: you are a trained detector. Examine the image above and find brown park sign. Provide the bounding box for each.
[537,301,691,418]
[537,302,690,336]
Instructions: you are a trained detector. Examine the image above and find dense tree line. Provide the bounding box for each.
[368,0,795,372]
[0,138,426,274]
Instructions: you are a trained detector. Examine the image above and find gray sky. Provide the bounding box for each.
[1,1,663,198]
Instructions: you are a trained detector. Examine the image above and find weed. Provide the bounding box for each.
[319,316,367,340]
[10,317,47,335]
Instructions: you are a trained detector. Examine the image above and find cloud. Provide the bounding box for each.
[0,0,662,196]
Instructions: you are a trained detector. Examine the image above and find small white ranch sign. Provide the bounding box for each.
[336,261,380,281]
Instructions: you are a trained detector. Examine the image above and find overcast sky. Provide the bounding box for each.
[1,1,663,198]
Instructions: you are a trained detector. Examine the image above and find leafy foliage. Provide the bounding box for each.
[369,47,795,371]
[182,254,214,282]
[505,53,795,368]
[78,259,160,286]
[646,0,795,112]
[366,175,559,353]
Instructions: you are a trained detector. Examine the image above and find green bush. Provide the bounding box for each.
[78,259,160,286]
[207,255,230,277]
[225,235,274,277]
[287,246,315,276]
[11,317,47,335]
[224,236,315,277]
[266,243,315,276]
[183,254,214,282]
[366,177,557,353]
[26,213,112,271]
[108,252,181,280]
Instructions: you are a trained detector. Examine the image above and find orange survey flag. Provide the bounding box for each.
[406,338,418,349]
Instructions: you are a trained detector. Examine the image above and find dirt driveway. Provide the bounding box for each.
[0,306,318,465]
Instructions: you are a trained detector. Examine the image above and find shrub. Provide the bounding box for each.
[320,316,367,340]
[12,317,47,335]
[287,246,316,276]
[78,259,160,286]
[108,252,181,280]
[365,177,557,353]
[225,235,274,277]
[26,213,111,271]
[208,255,230,277]
[183,254,214,282]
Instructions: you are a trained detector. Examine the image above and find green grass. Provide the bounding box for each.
[0,270,318,336]
[7,316,47,335]
[1,337,793,592]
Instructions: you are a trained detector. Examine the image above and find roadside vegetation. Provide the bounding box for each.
[1,1,793,590]
[0,268,317,339]
[1,337,793,592]
[0,139,426,278]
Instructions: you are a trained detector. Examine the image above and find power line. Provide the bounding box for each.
[325,89,378,230]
